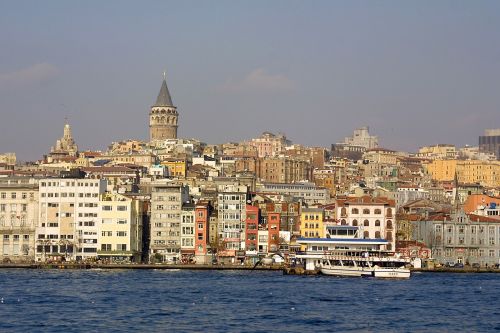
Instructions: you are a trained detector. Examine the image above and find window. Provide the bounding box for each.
[102,206,112,211]
[117,219,127,225]
[117,244,127,251]
[374,209,382,214]
[363,231,369,238]
[11,193,16,199]
[364,220,369,227]
[117,206,127,211]
[352,208,359,214]
[375,220,381,227]
[101,244,111,251]
[375,231,381,238]
[387,220,393,229]
[363,209,370,214]
[117,231,127,237]
[198,233,203,240]
[352,220,358,226]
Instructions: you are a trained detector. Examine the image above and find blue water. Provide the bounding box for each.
[0,269,499,332]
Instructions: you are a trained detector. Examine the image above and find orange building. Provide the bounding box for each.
[463,194,500,214]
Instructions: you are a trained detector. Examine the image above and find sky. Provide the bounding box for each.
[0,1,499,161]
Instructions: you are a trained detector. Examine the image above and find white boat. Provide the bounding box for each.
[320,251,411,279]
[320,257,373,277]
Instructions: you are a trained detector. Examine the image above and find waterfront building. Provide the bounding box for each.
[180,203,196,262]
[336,196,396,251]
[98,192,143,262]
[194,201,212,264]
[36,177,106,261]
[479,128,500,159]
[149,74,178,141]
[245,205,259,254]
[149,181,189,263]
[217,184,248,260]
[0,177,39,262]
[413,211,500,267]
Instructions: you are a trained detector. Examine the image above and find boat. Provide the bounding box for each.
[320,251,411,279]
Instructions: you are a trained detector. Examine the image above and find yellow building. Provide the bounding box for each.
[424,159,500,187]
[161,158,188,178]
[98,192,142,262]
[300,208,325,238]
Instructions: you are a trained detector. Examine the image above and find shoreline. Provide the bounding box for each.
[0,263,499,274]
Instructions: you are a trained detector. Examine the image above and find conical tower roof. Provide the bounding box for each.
[154,77,174,107]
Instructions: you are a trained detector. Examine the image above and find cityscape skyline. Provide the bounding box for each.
[1,1,500,160]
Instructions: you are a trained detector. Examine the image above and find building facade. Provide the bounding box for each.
[0,177,39,262]
[36,177,106,261]
[149,182,189,263]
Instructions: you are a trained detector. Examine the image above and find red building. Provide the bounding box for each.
[245,205,259,253]
[268,212,280,252]
[195,201,212,263]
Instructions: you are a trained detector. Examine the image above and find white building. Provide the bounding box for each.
[217,184,248,255]
[336,196,396,251]
[36,177,106,261]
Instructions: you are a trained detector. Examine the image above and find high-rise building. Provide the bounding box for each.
[149,181,189,263]
[149,74,179,141]
[479,129,500,160]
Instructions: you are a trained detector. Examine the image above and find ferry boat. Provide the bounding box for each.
[296,226,411,278]
[320,250,411,278]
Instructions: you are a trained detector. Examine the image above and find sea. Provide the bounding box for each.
[0,269,499,332]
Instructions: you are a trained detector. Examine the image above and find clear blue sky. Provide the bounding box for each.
[1,1,499,160]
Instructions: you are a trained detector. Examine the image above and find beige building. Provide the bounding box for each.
[98,192,143,262]
[0,177,39,262]
[36,177,106,261]
[417,144,457,159]
[149,181,189,263]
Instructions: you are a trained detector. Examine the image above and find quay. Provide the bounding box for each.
[0,263,284,271]
[0,263,499,274]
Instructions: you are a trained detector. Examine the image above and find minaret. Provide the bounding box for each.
[149,72,178,141]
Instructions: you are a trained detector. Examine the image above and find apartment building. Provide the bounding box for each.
[98,192,143,262]
[36,177,106,261]
[0,177,39,262]
[149,181,189,263]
